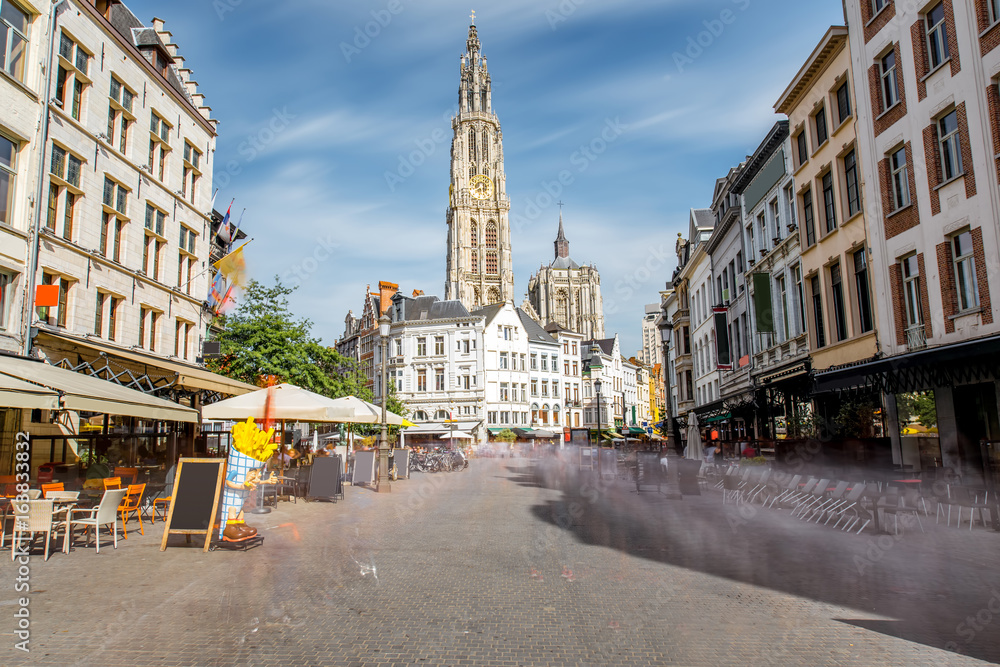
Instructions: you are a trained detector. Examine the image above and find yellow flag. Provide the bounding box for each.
[213,244,247,288]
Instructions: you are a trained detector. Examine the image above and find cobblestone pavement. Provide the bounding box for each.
[0,456,998,666]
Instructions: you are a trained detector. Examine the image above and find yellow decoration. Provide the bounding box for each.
[230,417,277,462]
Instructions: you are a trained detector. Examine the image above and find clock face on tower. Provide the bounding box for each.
[470,174,494,200]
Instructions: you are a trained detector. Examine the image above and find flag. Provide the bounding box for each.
[213,243,248,288]
[207,271,227,314]
[218,201,233,246]
[219,284,237,314]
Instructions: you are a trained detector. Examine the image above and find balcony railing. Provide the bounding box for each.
[906,325,927,352]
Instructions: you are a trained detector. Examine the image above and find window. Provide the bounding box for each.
[434,336,444,355]
[470,221,477,247]
[890,146,910,210]
[796,131,808,167]
[830,263,848,342]
[803,189,816,247]
[178,225,196,254]
[0,0,28,82]
[784,184,796,229]
[952,231,979,311]
[103,176,127,215]
[499,352,508,370]
[938,110,962,181]
[435,368,445,391]
[880,50,899,110]
[873,0,889,12]
[541,380,549,397]
[108,76,134,155]
[844,150,861,217]
[572,361,578,375]
[541,355,548,371]
[531,379,538,396]
[148,112,171,181]
[854,249,873,333]
[814,106,828,147]
[925,3,949,70]
[0,132,16,225]
[139,307,148,349]
[416,337,426,356]
[0,270,12,330]
[776,274,789,341]
[901,255,923,327]
[769,198,781,241]
[94,291,105,336]
[836,80,852,125]
[112,218,124,263]
[417,369,427,392]
[485,251,498,275]
[793,265,805,336]
[145,203,165,236]
[811,275,826,348]
[182,142,201,205]
[822,171,837,233]
[485,222,497,248]
[990,0,1000,24]
[500,382,509,401]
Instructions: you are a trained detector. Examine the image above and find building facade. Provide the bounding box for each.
[474,302,530,434]
[445,21,514,310]
[526,212,606,339]
[639,303,663,367]
[520,309,562,431]
[546,323,584,432]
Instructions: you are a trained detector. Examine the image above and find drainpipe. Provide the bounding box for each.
[21,0,67,356]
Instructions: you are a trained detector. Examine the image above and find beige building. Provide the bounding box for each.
[776,26,878,372]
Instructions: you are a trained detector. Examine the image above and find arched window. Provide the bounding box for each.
[413,410,428,422]
[469,129,477,163]
[553,404,561,425]
[485,251,498,275]
[482,129,489,161]
[487,286,500,303]
[466,87,474,112]
[485,221,497,248]
[480,89,487,113]
[469,167,475,181]
[471,251,478,274]
[473,288,482,307]
[470,221,477,247]
[434,409,448,420]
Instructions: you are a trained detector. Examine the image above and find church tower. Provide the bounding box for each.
[445,17,514,310]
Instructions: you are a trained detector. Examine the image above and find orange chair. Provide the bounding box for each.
[119,483,145,538]
[40,483,65,498]
[103,477,122,491]
[0,475,18,498]
[113,467,138,487]
[152,494,172,523]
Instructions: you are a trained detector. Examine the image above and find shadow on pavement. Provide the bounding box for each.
[521,457,1000,664]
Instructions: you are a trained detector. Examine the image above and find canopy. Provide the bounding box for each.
[0,354,197,422]
[325,395,408,426]
[0,373,59,410]
[686,411,703,460]
[439,431,474,440]
[201,383,354,422]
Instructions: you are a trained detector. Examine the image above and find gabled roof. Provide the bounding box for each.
[582,338,616,356]
[551,256,581,270]
[516,309,557,344]
[396,294,471,322]
[470,302,505,326]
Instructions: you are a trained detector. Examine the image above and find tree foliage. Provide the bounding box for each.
[897,391,937,429]
[208,278,367,399]
[496,428,517,444]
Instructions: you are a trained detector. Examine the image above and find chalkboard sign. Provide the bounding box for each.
[159,458,225,552]
[352,450,377,486]
[393,449,409,480]
[636,452,665,492]
[676,459,703,496]
[579,446,596,471]
[599,448,618,480]
[307,455,343,502]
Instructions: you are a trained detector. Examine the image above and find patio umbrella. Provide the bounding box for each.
[686,411,703,460]
[439,431,474,439]
[201,383,353,422]
[325,395,408,426]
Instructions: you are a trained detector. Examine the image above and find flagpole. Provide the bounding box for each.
[185,238,254,290]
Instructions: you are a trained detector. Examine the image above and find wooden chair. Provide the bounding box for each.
[113,467,139,487]
[68,488,128,553]
[103,477,122,491]
[119,483,145,538]
[41,482,65,498]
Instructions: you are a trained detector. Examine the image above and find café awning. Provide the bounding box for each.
[0,355,198,422]
[0,373,60,410]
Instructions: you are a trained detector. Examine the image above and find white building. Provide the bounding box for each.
[685,209,721,409]
[581,335,623,430]
[386,293,485,445]
[639,303,663,367]
[622,358,638,427]
[518,309,562,434]
[474,301,530,435]
[635,362,652,429]
[546,323,583,431]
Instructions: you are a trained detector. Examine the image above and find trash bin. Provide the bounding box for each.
[37,462,66,485]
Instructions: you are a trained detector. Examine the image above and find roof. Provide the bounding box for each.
[551,256,581,270]
[398,295,471,321]
[516,309,557,344]
[692,209,715,230]
[775,27,849,115]
[470,302,505,325]
[732,121,791,194]
[582,338,615,356]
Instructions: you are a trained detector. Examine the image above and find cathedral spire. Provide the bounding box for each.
[554,210,570,259]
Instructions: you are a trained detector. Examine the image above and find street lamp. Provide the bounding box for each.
[658,319,672,452]
[595,378,603,445]
[378,313,391,493]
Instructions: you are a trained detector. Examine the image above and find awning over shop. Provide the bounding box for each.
[0,355,198,423]
[627,427,646,436]
[704,412,731,424]
[0,373,60,410]
[755,359,810,385]
[37,329,257,396]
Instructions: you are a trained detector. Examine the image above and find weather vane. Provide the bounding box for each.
[470,9,476,25]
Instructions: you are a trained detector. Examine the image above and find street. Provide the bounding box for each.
[2,456,998,666]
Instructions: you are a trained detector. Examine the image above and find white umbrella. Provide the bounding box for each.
[325,395,408,425]
[686,411,703,461]
[439,431,474,440]
[201,383,354,422]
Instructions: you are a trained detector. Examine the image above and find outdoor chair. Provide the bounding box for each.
[793,478,831,518]
[722,474,744,505]
[102,477,122,491]
[778,477,818,509]
[40,482,64,498]
[827,483,867,528]
[766,474,802,508]
[838,484,876,533]
[878,487,924,535]
[804,481,849,522]
[113,467,139,487]
[119,483,146,538]
[10,499,69,561]
[736,468,754,490]
[944,486,992,530]
[45,491,80,501]
[0,475,17,497]
[745,470,771,504]
[714,465,738,490]
[68,488,128,553]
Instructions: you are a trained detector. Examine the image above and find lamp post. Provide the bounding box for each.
[658,319,672,453]
[595,378,603,446]
[378,313,391,493]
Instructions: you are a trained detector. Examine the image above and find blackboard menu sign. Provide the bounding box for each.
[393,449,409,480]
[159,458,226,552]
[599,448,618,479]
[352,450,377,486]
[579,446,596,471]
[636,452,665,491]
[307,455,343,502]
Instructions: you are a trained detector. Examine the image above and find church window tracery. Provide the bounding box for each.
[482,129,489,161]
[487,286,501,303]
[486,222,497,248]
[485,251,498,275]
[471,221,477,247]
[469,130,477,162]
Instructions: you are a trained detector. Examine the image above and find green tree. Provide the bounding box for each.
[897,391,937,429]
[209,278,366,399]
[496,429,516,444]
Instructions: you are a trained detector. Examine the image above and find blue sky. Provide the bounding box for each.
[126,0,844,356]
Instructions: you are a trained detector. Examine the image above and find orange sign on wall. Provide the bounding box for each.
[35,284,59,308]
